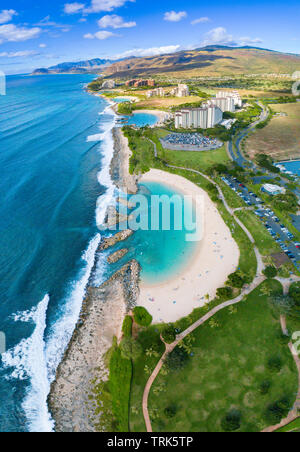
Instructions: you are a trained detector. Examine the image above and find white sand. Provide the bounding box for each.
[137,169,240,323]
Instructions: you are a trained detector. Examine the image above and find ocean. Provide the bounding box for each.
[0,74,195,432]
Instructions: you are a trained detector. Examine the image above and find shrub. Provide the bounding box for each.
[133,307,153,327]
[267,355,283,373]
[165,347,189,371]
[221,409,242,432]
[259,380,271,395]
[217,287,233,300]
[227,272,245,289]
[122,316,133,337]
[162,325,177,344]
[265,398,290,424]
[263,266,277,278]
[164,405,177,418]
[289,282,300,307]
[120,337,142,361]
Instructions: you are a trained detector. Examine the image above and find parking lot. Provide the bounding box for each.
[221,175,300,269]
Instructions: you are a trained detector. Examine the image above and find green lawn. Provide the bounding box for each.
[147,280,298,432]
[276,417,300,432]
[129,327,165,432]
[235,210,281,256]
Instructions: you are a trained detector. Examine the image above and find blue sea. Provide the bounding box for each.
[0,74,195,432]
[281,160,300,176]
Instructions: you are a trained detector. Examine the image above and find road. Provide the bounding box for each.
[228,101,269,168]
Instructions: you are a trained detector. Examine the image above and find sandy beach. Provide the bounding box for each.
[137,169,240,323]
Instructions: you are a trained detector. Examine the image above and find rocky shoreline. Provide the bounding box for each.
[48,260,140,432]
[48,98,140,432]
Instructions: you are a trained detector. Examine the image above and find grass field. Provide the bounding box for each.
[246,103,300,161]
[235,210,281,256]
[276,417,300,432]
[147,280,298,432]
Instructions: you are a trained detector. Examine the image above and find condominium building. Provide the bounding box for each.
[175,106,223,129]
[171,84,190,97]
[125,79,155,88]
[216,90,242,108]
[206,96,235,113]
[146,87,165,98]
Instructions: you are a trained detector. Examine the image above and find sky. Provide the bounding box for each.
[0,0,300,74]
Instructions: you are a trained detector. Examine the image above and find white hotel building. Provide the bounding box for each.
[217,91,243,108]
[175,106,223,129]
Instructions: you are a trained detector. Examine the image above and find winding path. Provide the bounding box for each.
[141,146,300,433]
[142,164,265,432]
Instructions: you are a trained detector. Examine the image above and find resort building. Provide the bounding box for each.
[125,79,155,88]
[216,90,243,108]
[261,184,286,196]
[146,87,165,98]
[175,106,223,129]
[171,84,190,97]
[206,96,235,113]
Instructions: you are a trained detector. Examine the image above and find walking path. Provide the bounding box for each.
[142,164,265,432]
[141,154,300,433]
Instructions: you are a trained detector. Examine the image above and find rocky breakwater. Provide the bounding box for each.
[110,128,139,194]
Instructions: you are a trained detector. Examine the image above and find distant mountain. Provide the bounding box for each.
[32,58,113,75]
[104,46,300,78]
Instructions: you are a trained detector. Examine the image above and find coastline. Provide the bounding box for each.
[48,90,240,430]
[48,260,140,432]
[138,169,240,323]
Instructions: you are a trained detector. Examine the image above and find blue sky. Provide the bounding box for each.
[1,0,300,74]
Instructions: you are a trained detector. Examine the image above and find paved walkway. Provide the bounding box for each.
[142,164,265,432]
[142,153,300,433]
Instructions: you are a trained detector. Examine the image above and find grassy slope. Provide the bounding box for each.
[235,210,281,256]
[105,48,300,78]
[246,103,300,161]
[147,280,298,432]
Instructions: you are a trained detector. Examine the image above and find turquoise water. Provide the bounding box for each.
[281,161,300,176]
[113,97,132,103]
[127,112,158,127]
[0,74,192,432]
[99,182,197,285]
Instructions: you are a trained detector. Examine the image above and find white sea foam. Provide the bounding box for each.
[3,100,117,432]
[86,133,104,142]
[44,233,101,383]
[2,295,54,432]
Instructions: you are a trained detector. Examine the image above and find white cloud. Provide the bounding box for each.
[39,43,47,48]
[35,16,71,32]
[64,3,85,14]
[0,9,17,24]
[0,24,41,43]
[164,11,187,22]
[84,30,118,39]
[64,0,135,14]
[0,50,38,58]
[239,36,263,45]
[191,17,210,25]
[98,14,136,29]
[202,27,263,47]
[113,45,181,60]
[202,27,236,46]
